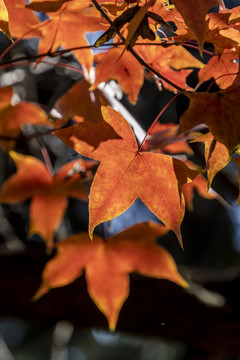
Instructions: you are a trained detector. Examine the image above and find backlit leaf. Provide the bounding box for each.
[92,47,144,103]
[4,0,40,39]
[0,152,94,248]
[199,50,239,89]
[0,87,51,151]
[54,105,200,246]
[0,0,12,40]
[33,222,187,330]
[36,2,106,72]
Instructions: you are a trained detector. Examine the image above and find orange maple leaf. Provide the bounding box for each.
[54,105,199,246]
[137,40,203,91]
[179,86,240,156]
[33,222,187,330]
[4,0,40,39]
[0,86,52,151]
[92,47,144,104]
[34,1,107,72]
[199,49,239,89]
[181,159,227,211]
[203,11,240,54]
[171,0,219,53]
[0,152,94,249]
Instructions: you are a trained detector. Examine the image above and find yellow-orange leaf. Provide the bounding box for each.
[92,47,144,104]
[54,105,200,246]
[4,0,40,39]
[36,3,106,72]
[0,0,12,40]
[182,173,219,211]
[137,41,203,91]
[0,152,94,248]
[199,50,239,89]
[0,87,51,151]
[33,222,187,330]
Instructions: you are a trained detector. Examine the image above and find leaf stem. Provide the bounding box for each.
[36,137,54,175]
[138,92,180,153]
[181,41,215,56]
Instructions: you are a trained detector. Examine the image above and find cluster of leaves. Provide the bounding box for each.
[0,0,240,330]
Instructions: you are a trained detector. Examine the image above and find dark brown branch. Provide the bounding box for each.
[0,41,178,68]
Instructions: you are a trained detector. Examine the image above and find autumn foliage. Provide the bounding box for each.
[0,0,240,331]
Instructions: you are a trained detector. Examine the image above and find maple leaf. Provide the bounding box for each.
[198,49,239,90]
[53,79,109,123]
[4,0,40,39]
[33,222,187,330]
[171,0,218,53]
[192,132,230,188]
[0,152,94,249]
[0,0,12,40]
[181,160,226,211]
[35,1,107,72]
[0,86,51,151]
[203,12,240,54]
[137,40,203,91]
[54,105,199,246]
[182,174,217,211]
[179,86,240,156]
[92,47,144,104]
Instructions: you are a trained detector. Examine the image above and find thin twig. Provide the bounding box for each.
[138,93,180,152]
[0,41,178,67]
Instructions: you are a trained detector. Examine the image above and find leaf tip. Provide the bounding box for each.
[179,277,188,289]
[108,321,117,332]
[32,285,49,302]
